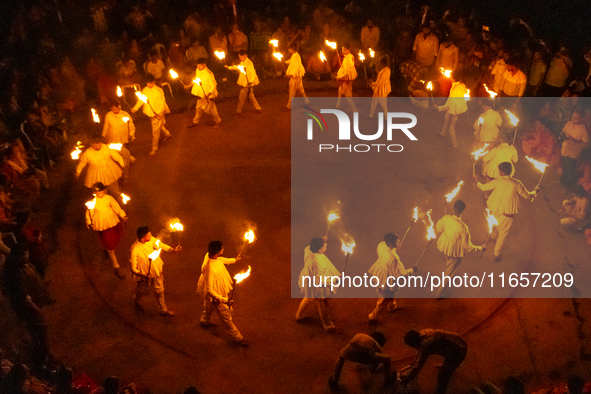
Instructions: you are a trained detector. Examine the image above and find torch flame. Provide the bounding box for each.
[236,65,246,75]
[108,143,122,151]
[122,117,130,122]
[426,81,433,91]
[273,52,283,61]
[369,48,375,58]
[71,141,84,160]
[485,208,498,234]
[328,212,339,222]
[169,69,179,79]
[504,109,519,126]
[471,143,490,161]
[478,117,484,126]
[525,156,549,173]
[244,230,255,244]
[341,239,356,255]
[440,68,452,78]
[358,51,365,61]
[325,40,337,50]
[214,51,226,60]
[193,77,202,85]
[269,39,279,48]
[445,180,464,202]
[135,91,148,103]
[170,222,184,231]
[148,247,161,261]
[121,193,130,204]
[234,265,252,283]
[420,209,436,240]
[117,86,123,97]
[319,51,327,62]
[413,206,419,222]
[91,108,100,123]
[85,198,96,210]
[464,89,471,101]
[484,84,498,98]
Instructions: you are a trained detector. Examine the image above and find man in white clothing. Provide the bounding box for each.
[476,162,537,261]
[131,226,180,316]
[131,75,172,155]
[285,43,309,110]
[369,57,391,119]
[413,24,438,69]
[189,58,221,128]
[360,20,380,50]
[435,200,484,298]
[102,100,135,181]
[196,241,249,347]
[226,50,262,114]
[367,233,415,324]
[336,43,358,111]
[473,99,502,145]
[481,132,518,179]
[438,72,468,149]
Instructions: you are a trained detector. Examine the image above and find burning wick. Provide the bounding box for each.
[117,86,123,97]
[122,117,130,123]
[445,180,464,203]
[526,156,548,201]
[480,208,498,258]
[358,51,365,61]
[273,52,283,61]
[341,236,356,275]
[269,39,279,48]
[229,265,252,302]
[148,241,161,261]
[91,108,100,123]
[169,69,179,79]
[238,230,255,256]
[369,48,375,58]
[71,141,84,160]
[325,40,337,50]
[169,220,184,246]
[326,212,339,236]
[108,143,122,151]
[121,193,130,204]
[484,84,498,98]
[319,51,327,62]
[440,68,452,78]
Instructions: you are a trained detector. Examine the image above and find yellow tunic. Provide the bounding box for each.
[196,253,237,301]
[85,194,125,231]
[76,145,124,188]
[286,52,305,78]
[436,215,480,257]
[367,241,410,289]
[482,143,518,179]
[477,176,532,215]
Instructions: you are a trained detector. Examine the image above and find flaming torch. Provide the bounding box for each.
[229,265,251,302]
[108,143,122,151]
[169,219,184,247]
[480,208,498,258]
[526,156,548,201]
[484,84,498,98]
[341,237,355,274]
[325,40,341,65]
[169,69,178,79]
[117,86,123,97]
[91,108,100,123]
[400,206,419,247]
[415,209,436,266]
[319,51,327,62]
[121,193,130,204]
[504,109,520,145]
[326,212,340,236]
[269,39,279,48]
[135,91,159,119]
[471,143,490,176]
[273,52,283,61]
[85,197,96,227]
[358,51,368,79]
[238,229,255,256]
[369,48,375,58]
[192,76,209,103]
[214,51,227,65]
[444,180,464,214]
[426,81,435,105]
[71,141,84,160]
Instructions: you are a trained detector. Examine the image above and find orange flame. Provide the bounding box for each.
[91,108,100,123]
[464,88,471,101]
[135,91,148,103]
[122,116,130,122]
[193,77,202,85]
[485,208,498,234]
[319,51,327,62]
[121,193,130,204]
[504,109,519,126]
[358,51,365,61]
[369,48,375,58]
[234,265,252,283]
[148,246,161,261]
[269,39,279,48]
[116,86,123,97]
[471,143,490,161]
[108,143,122,151]
[214,51,226,60]
[71,141,84,160]
[426,81,433,91]
[413,206,419,222]
[526,156,549,173]
[273,52,283,61]
[328,212,339,222]
[341,238,356,255]
[169,69,179,79]
[170,221,184,231]
[422,209,436,240]
[478,117,484,126]
[440,68,452,78]
[325,40,337,50]
[484,84,498,98]
[236,65,246,74]
[85,197,96,210]
[244,230,255,243]
[445,180,464,202]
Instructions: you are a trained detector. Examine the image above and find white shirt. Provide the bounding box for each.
[413,33,439,67]
[436,43,459,71]
[436,215,480,257]
[132,85,169,117]
[131,237,173,279]
[286,52,305,78]
[102,110,135,144]
[372,67,391,97]
[361,26,380,49]
[76,145,124,188]
[474,108,502,143]
[86,194,125,231]
[228,58,259,87]
[337,53,357,81]
[145,59,165,80]
[191,67,218,98]
[482,143,518,179]
[499,69,527,97]
[477,176,532,215]
[197,253,237,301]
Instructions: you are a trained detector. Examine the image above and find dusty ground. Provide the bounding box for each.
[1,77,590,394]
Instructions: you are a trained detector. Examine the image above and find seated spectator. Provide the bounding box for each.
[209,27,228,58]
[525,50,547,97]
[228,23,248,60]
[16,210,50,278]
[521,119,561,168]
[0,184,16,228]
[116,55,139,86]
[145,49,166,84]
[306,51,331,80]
[361,19,380,50]
[541,47,572,97]
[185,39,208,68]
[437,37,459,72]
[560,185,589,231]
